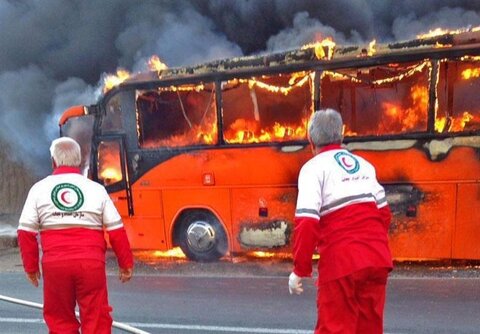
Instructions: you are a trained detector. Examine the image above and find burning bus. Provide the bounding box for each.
[59,29,480,262]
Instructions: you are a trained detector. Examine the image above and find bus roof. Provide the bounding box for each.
[119,28,480,88]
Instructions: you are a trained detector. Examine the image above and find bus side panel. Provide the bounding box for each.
[140,147,310,188]
[357,145,479,183]
[106,189,166,250]
[122,217,166,250]
[109,190,129,216]
[387,183,456,259]
[122,189,166,250]
[453,183,480,259]
[230,187,297,253]
[355,144,479,260]
[136,146,309,253]
[161,188,232,250]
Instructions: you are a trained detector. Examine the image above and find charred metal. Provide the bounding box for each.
[385,185,424,234]
[238,220,291,249]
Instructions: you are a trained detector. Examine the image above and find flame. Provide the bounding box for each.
[288,72,310,85]
[166,84,205,92]
[416,26,480,42]
[380,84,428,133]
[460,56,480,62]
[343,124,357,137]
[417,27,450,39]
[98,143,122,185]
[141,121,217,148]
[461,68,480,80]
[323,61,429,86]
[436,61,480,133]
[148,55,168,72]
[103,56,169,93]
[247,251,277,258]
[435,117,447,133]
[238,72,310,96]
[435,112,474,133]
[100,167,122,183]
[224,118,308,144]
[152,247,186,258]
[368,39,376,56]
[302,37,336,60]
[220,73,312,144]
[103,69,131,94]
[133,248,187,262]
[244,251,319,260]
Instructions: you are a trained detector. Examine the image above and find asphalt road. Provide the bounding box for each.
[1,271,480,334]
[2,247,480,333]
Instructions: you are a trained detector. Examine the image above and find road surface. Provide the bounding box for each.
[1,270,479,334]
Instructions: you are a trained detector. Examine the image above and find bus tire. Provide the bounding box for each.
[176,210,228,262]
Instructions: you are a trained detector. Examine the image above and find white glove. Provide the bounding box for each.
[288,272,303,295]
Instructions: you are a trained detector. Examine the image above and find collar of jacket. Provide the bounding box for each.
[52,166,81,175]
[318,144,343,154]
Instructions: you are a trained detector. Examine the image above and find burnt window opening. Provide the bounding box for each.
[221,72,313,144]
[97,140,123,186]
[136,83,217,148]
[436,59,480,133]
[321,61,430,137]
[102,93,124,132]
[61,115,94,176]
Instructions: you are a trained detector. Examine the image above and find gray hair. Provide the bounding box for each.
[308,109,343,147]
[50,137,81,167]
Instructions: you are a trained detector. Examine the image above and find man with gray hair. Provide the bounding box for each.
[288,109,393,334]
[18,136,134,334]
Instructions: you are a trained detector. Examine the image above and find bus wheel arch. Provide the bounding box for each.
[173,209,228,262]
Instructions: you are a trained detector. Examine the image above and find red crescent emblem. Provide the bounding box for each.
[60,190,71,204]
[341,157,353,168]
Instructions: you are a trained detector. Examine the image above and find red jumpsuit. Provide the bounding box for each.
[293,144,393,334]
[17,166,133,334]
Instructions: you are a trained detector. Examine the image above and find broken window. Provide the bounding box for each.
[321,61,430,136]
[136,83,217,148]
[97,140,123,186]
[436,59,480,133]
[221,72,313,144]
[103,93,124,132]
[61,115,94,176]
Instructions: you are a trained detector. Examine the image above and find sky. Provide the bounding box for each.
[1,0,480,176]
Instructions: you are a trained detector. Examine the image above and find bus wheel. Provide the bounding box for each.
[177,210,228,262]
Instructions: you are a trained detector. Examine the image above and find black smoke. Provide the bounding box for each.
[0,0,479,176]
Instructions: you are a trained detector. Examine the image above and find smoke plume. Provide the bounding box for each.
[0,0,479,176]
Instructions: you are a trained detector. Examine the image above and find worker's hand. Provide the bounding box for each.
[119,267,133,283]
[26,271,41,288]
[288,272,303,295]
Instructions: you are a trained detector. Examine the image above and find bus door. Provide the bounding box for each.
[93,135,134,217]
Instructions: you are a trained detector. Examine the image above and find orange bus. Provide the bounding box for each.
[59,29,480,261]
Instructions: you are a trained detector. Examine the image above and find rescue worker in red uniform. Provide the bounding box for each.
[288,109,393,334]
[18,137,134,334]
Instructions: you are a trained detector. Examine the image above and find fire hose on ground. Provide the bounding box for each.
[0,294,150,334]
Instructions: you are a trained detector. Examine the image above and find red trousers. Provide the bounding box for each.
[42,259,113,334]
[315,267,389,334]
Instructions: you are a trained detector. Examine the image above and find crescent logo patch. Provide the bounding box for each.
[51,183,84,211]
[334,152,360,174]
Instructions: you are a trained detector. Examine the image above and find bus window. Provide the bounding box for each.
[61,114,94,176]
[102,93,124,132]
[97,140,123,186]
[135,83,217,148]
[221,71,312,144]
[321,61,430,136]
[436,59,480,133]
